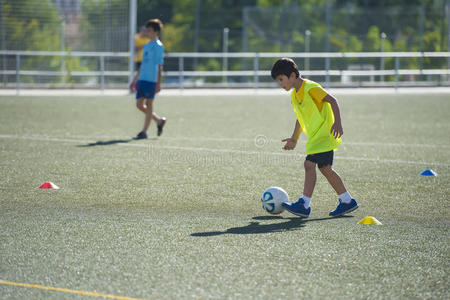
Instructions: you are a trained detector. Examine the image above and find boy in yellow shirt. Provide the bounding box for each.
[271,58,358,217]
[134,26,150,70]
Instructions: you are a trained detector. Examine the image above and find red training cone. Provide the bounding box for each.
[39,182,60,189]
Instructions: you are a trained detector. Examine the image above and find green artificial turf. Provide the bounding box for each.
[0,92,449,299]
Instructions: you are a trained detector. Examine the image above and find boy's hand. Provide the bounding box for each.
[129,81,137,92]
[156,82,161,94]
[330,121,343,138]
[282,138,297,150]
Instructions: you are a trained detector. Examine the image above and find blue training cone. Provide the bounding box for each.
[420,169,437,176]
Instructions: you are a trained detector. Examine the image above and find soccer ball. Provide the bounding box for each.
[261,187,289,214]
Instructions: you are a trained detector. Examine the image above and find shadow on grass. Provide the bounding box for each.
[77,137,158,147]
[191,215,353,237]
[78,139,133,147]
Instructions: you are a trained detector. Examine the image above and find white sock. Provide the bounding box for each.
[301,195,311,208]
[339,192,352,203]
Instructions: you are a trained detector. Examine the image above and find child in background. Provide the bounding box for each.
[129,19,166,139]
[134,26,150,71]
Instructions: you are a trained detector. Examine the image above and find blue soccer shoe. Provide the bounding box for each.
[282,198,311,218]
[329,198,359,217]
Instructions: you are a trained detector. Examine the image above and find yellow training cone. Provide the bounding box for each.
[358,216,382,225]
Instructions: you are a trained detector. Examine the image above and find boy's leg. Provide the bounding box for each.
[142,98,155,132]
[152,112,161,122]
[281,159,316,218]
[303,160,317,198]
[136,98,146,113]
[136,98,166,137]
[143,99,166,135]
[133,97,148,139]
[137,100,160,120]
[136,100,161,123]
[319,165,358,216]
[318,165,346,195]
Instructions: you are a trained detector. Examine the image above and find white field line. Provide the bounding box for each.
[0,134,449,167]
[36,134,449,149]
[2,87,450,96]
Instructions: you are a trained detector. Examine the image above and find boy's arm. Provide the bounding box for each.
[282,119,302,150]
[129,68,140,91]
[156,64,162,93]
[322,94,343,138]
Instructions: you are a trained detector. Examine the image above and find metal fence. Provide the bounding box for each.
[1,50,449,93]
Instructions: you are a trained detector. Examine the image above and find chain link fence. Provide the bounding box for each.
[1,0,449,89]
[1,0,130,87]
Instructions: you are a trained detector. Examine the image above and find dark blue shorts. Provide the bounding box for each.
[136,80,156,99]
[306,150,334,168]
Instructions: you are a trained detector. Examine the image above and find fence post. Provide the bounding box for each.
[100,55,105,92]
[325,4,331,89]
[395,56,399,89]
[128,0,137,87]
[241,7,249,74]
[305,30,311,71]
[61,20,66,85]
[419,4,424,71]
[222,27,229,85]
[1,0,6,87]
[179,56,184,90]
[16,54,20,95]
[380,32,386,82]
[253,53,259,89]
[447,0,450,81]
[193,0,200,70]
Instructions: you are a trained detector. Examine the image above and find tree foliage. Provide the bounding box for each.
[2,0,61,51]
[3,0,448,83]
[1,0,88,84]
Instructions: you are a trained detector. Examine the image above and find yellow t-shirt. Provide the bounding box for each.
[290,79,341,154]
[134,35,150,62]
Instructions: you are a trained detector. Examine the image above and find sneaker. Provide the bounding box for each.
[329,198,359,217]
[157,117,166,136]
[133,131,147,140]
[282,198,311,218]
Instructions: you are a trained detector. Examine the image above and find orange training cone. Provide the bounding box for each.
[39,182,60,189]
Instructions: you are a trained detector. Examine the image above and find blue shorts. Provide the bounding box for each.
[136,80,156,99]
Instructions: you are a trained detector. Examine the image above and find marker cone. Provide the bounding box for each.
[39,182,60,189]
[420,169,437,176]
[358,216,382,225]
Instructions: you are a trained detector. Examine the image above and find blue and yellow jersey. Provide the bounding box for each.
[290,79,341,154]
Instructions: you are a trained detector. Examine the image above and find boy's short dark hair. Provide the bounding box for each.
[146,19,163,33]
[271,58,300,79]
